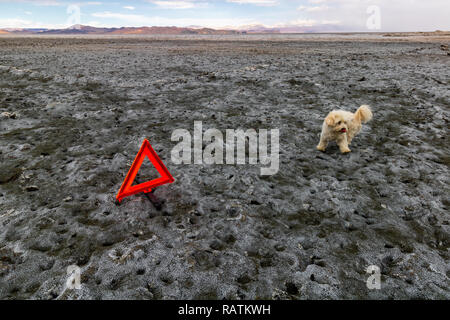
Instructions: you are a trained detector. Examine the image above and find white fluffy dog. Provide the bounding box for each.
[317,105,373,153]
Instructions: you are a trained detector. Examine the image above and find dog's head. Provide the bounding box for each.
[325,111,348,134]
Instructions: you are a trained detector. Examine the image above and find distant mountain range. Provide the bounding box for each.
[0,25,243,35]
[0,24,351,35]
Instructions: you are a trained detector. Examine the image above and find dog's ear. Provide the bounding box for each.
[325,113,335,126]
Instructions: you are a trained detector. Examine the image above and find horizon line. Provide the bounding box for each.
[1,25,449,33]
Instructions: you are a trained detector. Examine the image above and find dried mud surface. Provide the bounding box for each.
[0,35,449,299]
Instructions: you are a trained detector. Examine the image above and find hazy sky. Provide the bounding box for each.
[0,0,448,31]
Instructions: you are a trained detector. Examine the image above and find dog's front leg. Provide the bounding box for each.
[347,133,353,145]
[317,138,328,151]
[337,135,351,153]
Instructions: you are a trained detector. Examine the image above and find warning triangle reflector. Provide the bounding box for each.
[116,139,174,202]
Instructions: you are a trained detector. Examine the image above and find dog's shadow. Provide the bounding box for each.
[315,142,363,161]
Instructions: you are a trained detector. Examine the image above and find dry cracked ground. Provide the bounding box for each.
[0,35,449,299]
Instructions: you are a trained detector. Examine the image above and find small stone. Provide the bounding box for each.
[381,204,387,209]
[19,144,32,151]
[63,196,73,202]
[226,207,239,217]
[344,222,357,231]
[188,217,198,224]
[1,112,17,119]
[186,231,199,239]
[400,243,414,253]
[26,185,39,192]
[133,230,144,237]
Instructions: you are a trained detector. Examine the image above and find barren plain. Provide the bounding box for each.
[0,34,449,299]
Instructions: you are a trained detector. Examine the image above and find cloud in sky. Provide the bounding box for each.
[0,0,62,5]
[295,0,450,32]
[0,0,102,5]
[226,0,278,6]
[0,17,69,28]
[149,1,198,9]
[0,0,449,31]
[297,5,329,12]
[90,11,258,28]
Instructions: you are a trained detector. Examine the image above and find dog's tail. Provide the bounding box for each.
[355,105,373,123]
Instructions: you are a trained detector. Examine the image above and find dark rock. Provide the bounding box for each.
[210,240,225,251]
[0,166,22,184]
[160,274,173,284]
[38,258,55,271]
[136,268,146,275]
[314,260,326,267]
[260,257,274,268]
[381,255,395,274]
[285,282,299,295]
[237,274,252,284]
[222,234,236,244]
[188,217,198,224]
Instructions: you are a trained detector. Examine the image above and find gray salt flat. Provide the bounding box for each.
[0,35,449,299]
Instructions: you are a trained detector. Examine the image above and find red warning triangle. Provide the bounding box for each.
[116,139,174,202]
